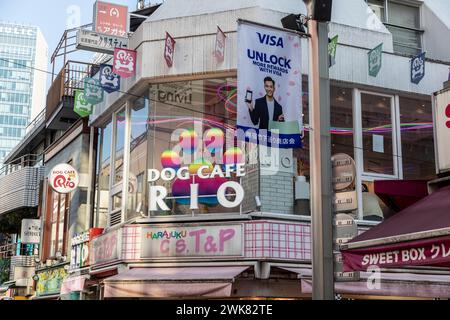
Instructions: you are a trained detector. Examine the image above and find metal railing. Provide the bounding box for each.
[46,60,96,122]
[0,154,42,177]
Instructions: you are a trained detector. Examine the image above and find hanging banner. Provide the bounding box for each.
[164,32,176,67]
[93,1,129,37]
[368,43,383,77]
[99,64,120,93]
[215,26,226,63]
[83,77,104,105]
[328,35,338,67]
[74,90,93,118]
[237,20,303,149]
[113,48,137,78]
[411,52,426,85]
[433,88,450,174]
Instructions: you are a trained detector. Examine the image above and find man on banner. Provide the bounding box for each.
[246,76,284,130]
[237,21,303,149]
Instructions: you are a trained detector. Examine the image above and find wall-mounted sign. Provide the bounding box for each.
[113,48,136,78]
[411,52,426,85]
[93,1,128,37]
[83,77,104,105]
[0,25,35,36]
[331,153,356,191]
[334,253,360,282]
[215,26,226,63]
[99,64,120,93]
[164,32,176,67]
[20,219,41,244]
[70,228,103,270]
[433,89,450,174]
[90,229,119,265]
[237,20,303,149]
[49,163,79,194]
[74,90,93,118]
[334,191,358,212]
[76,29,128,54]
[333,213,357,246]
[36,267,68,296]
[141,224,243,259]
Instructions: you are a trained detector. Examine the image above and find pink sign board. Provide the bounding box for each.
[141,225,243,258]
[90,229,119,265]
[215,26,226,63]
[94,1,128,37]
[343,235,450,272]
[164,32,176,67]
[113,48,137,78]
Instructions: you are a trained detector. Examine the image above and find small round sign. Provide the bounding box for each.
[49,163,79,194]
[331,153,356,191]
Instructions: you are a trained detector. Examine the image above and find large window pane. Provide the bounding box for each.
[148,78,243,216]
[367,0,386,22]
[114,108,126,185]
[331,86,353,158]
[361,93,395,175]
[399,97,435,180]
[388,2,419,28]
[127,96,149,220]
[94,120,112,228]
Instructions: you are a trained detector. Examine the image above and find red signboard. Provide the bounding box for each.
[164,32,176,67]
[342,235,450,272]
[215,26,226,63]
[94,1,128,37]
[113,47,137,78]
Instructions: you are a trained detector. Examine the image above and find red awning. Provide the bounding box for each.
[342,185,450,271]
[103,266,250,298]
[374,180,428,212]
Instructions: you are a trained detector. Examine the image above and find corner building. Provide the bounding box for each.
[66,0,450,299]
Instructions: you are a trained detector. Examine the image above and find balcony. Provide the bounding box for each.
[0,154,44,217]
[46,61,97,130]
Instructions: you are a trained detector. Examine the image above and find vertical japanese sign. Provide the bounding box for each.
[99,64,121,93]
[93,1,128,37]
[113,48,137,78]
[411,52,426,85]
[73,90,93,117]
[328,35,338,67]
[215,26,226,63]
[164,32,176,67]
[237,21,303,149]
[368,43,383,77]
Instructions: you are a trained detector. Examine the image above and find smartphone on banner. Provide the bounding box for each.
[245,90,253,103]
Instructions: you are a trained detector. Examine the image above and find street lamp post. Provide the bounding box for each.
[303,0,335,300]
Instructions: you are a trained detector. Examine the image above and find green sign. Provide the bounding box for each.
[328,35,338,67]
[368,43,383,77]
[74,90,93,117]
[83,77,104,105]
[36,267,68,296]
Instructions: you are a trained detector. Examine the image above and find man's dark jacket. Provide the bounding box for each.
[249,96,283,129]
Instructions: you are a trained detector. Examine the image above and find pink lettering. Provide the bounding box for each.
[189,229,206,253]
[160,240,170,253]
[176,240,186,253]
[219,229,235,252]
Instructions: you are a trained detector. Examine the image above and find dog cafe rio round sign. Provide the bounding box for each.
[49,164,79,194]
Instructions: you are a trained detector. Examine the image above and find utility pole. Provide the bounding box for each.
[304,0,335,300]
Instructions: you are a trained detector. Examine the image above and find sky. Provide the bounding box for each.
[0,0,155,90]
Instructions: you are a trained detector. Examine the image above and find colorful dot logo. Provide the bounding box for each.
[160,150,181,169]
[224,147,244,165]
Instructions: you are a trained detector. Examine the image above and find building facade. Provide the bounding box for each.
[0,22,48,165]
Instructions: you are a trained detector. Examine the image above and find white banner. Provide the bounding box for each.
[237,21,303,148]
[20,219,41,244]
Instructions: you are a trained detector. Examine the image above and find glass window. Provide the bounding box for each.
[49,190,69,257]
[148,78,242,216]
[113,108,125,185]
[127,96,149,220]
[399,97,435,180]
[331,86,354,158]
[94,120,112,228]
[367,0,386,22]
[361,93,395,176]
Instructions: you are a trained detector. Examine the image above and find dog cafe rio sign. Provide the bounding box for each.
[49,164,79,194]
